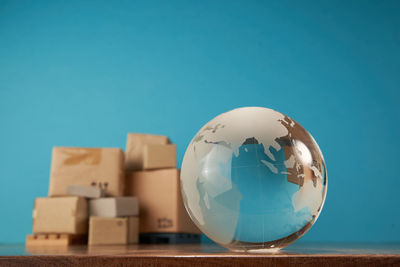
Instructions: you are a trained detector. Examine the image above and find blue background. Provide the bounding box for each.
[0,0,399,244]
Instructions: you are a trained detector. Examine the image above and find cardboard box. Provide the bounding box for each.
[49,147,125,197]
[26,234,87,246]
[89,197,139,217]
[67,185,104,198]
[128,216,139,244]
[88,217,128,245]
[125,169,200,234]
[33,197,88,234]
[143,144,177,170]
[125,133,170,172]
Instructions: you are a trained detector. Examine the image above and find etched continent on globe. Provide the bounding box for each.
[181,107,327,252]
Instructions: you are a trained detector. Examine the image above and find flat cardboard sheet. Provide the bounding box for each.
[26,234,87,246]
[89,197,139,217]
[67,185,104,198]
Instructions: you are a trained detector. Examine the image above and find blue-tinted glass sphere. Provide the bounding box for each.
[181,107,327,252]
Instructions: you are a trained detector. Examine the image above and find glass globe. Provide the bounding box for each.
[180,107,327,252]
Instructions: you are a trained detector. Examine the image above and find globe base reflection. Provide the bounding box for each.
[225,221,313,252]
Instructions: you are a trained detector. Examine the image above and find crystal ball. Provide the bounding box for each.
[181,107,327,252]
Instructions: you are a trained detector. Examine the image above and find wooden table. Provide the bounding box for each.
[1,243,400,266]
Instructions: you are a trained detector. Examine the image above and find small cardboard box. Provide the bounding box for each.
[33,197,88,234]
[125,133,170,172]
[88,217,128,245]
[89,197,139,217]
[143,144,177,170]
[128,216,139,244]
[49,147,125,197]
[125,169,200,234]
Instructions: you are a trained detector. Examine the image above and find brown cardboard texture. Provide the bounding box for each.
[88,217,128,245]
[67,185,104,198]
[128,216,139,244]
[89,197,139,217]
[33,197,88,234]
[125,133,170,171]
[26,234,87,246]
[49,147,125,197]
[125,169,200,234]
[143,144,177,170]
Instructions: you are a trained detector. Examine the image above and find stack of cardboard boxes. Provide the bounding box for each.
[124,133,201,243]
[26,133,200,246]
[26,147,139,246]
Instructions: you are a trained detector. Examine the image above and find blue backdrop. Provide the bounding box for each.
[0,0,399,244]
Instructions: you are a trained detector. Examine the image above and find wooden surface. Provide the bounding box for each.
[1,243,400,266]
